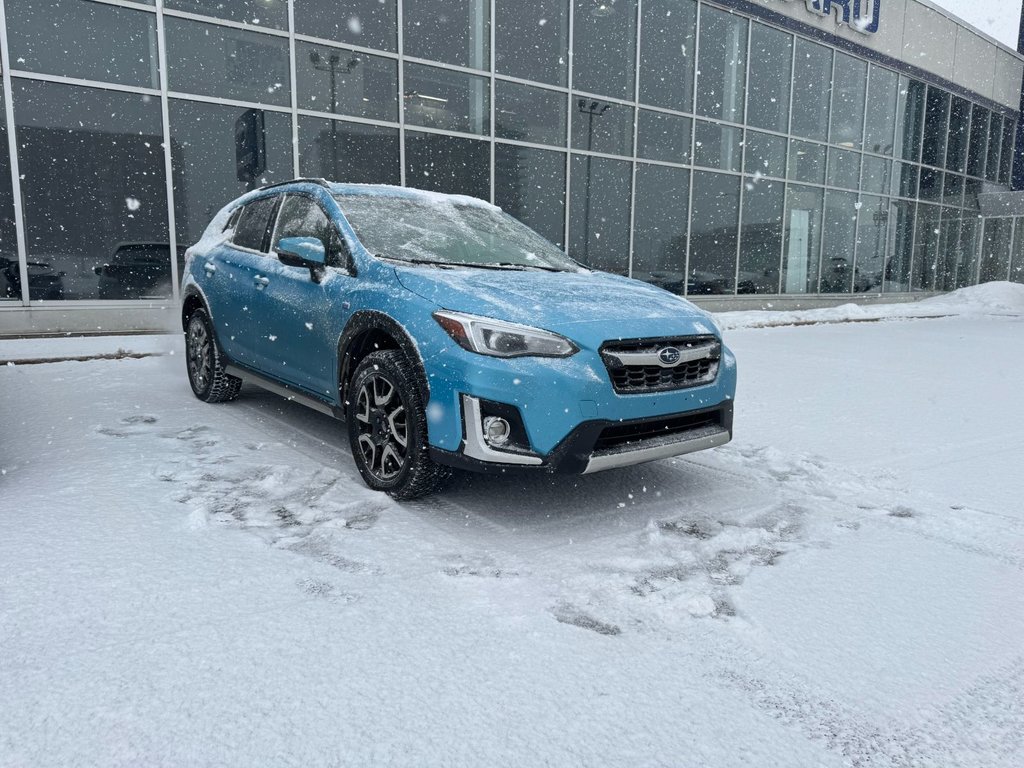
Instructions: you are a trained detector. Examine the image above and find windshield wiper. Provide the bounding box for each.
[378,254,566,272]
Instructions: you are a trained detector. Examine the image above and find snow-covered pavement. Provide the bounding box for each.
[2,286,1023,767]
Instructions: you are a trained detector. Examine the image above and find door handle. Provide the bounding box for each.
[203,262,216,274]
[254,275,270,288]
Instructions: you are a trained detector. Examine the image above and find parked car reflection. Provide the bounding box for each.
[94,242,183,300]
[0,253,66,300]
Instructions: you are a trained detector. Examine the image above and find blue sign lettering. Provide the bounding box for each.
[782,0,881,35]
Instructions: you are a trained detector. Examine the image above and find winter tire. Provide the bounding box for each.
[185,307,242,403]
[347,350,449,500]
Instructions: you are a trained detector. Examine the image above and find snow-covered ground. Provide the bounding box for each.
[2,284,1023,767]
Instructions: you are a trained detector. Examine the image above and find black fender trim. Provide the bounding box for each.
[337,310,430,409]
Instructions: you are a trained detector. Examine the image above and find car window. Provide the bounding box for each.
[272,195,349,269]
[232,196,278,252]
[223,206,243,233]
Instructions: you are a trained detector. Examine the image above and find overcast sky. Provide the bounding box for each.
[931,0,1020,50]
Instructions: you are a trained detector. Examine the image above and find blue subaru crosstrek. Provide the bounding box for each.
[181,179,737,499]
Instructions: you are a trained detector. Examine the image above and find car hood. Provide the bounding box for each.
[393,265,720,347]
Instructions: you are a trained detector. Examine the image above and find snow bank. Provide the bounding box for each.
[715,281,1024,330]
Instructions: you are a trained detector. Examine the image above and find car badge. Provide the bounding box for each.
[658,347,681,365]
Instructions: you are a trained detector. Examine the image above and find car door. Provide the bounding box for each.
[209,194,281,366]
[253,193,355,399]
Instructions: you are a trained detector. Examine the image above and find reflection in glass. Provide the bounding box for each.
[937,212,960,292]
[966,104,989,178]
[404,64,489,135]
[829,53,866,149]
[945,96,970,173]
[986,113,1003,182]
[854,195,887,292]
[694,121,741,172]
[632,164,689,293]
[895,77,925,163]
[568,155,631,274]
[978,218,1012,283]
[166,0,286,28]
[165,18,290,106]
[861,155,891,195]
[827,148,861,190]
[496,0,568,86]
[999,117,1015,185]
[639,0,696,111]
[738,178,784,294]
[893,161,918,198]
[957,217,981,288]
[571,98,633,157]
[911,203,940,291]
[922,87,949,168]
[884,200,915,292]
[14,80,169,300]
[782,184,823,294]
[864,66,897,155]
[294,0,397,52]
[747,24,792,133]
[1011,220,1024,284]
[494,144,566,247]
[495,82,567,147]
[695,6,748,124]
[788,140,826,185]
[573,0,636,100]
[1,84,20,300]
[688,171,739,295]
[298,117,400,185]
[637,110,691,164]
[744,131,787,179]
[405,131,490,200]
[6,0,158,88]
[918,167,942,203]
[820,191,858,293]
[296,43,397,122]
[404,0,489,70]
[943,172,964,207]
[170,100,292,249]
[791,40,832,142]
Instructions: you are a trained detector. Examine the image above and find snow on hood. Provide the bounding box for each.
[393,265,719,346]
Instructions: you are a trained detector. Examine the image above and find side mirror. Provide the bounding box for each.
[94,265,106,276]
[277,236,326,282]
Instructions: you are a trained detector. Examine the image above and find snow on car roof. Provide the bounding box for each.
[328,183,501,212]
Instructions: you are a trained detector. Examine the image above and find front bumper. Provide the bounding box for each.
[430,396,733,475]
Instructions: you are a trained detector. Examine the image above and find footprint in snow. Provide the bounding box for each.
[551,603,621,636]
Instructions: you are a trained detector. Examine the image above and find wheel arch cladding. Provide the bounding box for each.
[181,289,207,331]
[338,311,430,407]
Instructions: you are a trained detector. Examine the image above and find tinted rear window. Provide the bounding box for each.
[233,196,278,251]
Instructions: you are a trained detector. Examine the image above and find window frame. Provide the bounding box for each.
[269,192,354,274]
[229,195,282,255]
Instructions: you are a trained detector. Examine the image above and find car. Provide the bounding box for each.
[1,254,66,300]
[94,242,185,300]
[180,179,737,499]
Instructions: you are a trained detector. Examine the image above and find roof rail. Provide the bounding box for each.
[256,177,332,192]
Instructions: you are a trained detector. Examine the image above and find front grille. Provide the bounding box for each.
[593,409,723,453]
[601,335,720,394]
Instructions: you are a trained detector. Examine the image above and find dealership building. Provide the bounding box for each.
[1,0,1023,334]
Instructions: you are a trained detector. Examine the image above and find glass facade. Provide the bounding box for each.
[0,0,1020,309]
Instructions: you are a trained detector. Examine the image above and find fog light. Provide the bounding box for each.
[482,416,511,447]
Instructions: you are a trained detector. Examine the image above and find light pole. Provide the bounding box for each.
[577,99,610,265]
[309,49,361,179]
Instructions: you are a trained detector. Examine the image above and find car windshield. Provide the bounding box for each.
[334,194,580,271]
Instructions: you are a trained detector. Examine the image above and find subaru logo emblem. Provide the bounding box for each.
[658,346,681,365]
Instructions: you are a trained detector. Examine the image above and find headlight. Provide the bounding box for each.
[433,310,578,358]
